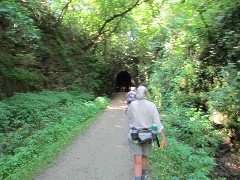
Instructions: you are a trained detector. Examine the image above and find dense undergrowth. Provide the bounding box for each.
[149,108,222,179]
[147,1,240,178]
[0,90,110,180]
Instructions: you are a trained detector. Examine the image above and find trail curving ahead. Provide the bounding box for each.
[35,92,133,180]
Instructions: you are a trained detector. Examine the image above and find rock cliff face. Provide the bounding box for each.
[0,11,141,98]
[0,19,141,98]
[0,33,140,98]
[0,30,78,98]
[0,2,142,98]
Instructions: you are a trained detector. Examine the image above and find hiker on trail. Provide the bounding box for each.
[126,87,137,106]
[127,86,167,180]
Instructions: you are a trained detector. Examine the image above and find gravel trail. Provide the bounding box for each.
[35,92,133,180]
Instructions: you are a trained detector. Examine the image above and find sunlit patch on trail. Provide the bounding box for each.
[106,105,127,110]
[113,144,125,149]
[114,125,124,128]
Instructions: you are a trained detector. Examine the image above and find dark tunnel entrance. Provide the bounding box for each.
[115,71,131,92]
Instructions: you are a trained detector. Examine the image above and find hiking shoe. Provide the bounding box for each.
[142,174,148,180]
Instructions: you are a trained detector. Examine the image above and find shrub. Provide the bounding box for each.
[150,138,216,180]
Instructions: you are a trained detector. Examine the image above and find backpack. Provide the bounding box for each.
[128,92,136,99]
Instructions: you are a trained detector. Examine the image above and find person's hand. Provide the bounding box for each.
[159,130,167,148]
[159,138,167,149]
[162,139,167,147]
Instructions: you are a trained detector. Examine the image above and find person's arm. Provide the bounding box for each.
[152,103,167,147]
[152,104,164,132]
[159,129,167,147]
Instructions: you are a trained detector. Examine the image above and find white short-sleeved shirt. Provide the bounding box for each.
[127,99,164,133]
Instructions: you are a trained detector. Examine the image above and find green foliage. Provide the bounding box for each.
[149,107,221,178]
[71,54,114,95]
[146,0,240,178]
[0,90,110,179]
[5,67,46,87]
[148,0,240,146]
[0,0,41,46]
[150,138,216,179]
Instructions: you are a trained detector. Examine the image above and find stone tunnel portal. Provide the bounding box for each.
[115,71,131,92]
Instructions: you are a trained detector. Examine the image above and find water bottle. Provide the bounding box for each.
[152,124,158,140]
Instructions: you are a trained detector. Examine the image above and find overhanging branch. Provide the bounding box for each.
[83,0,150,51]
[98,0,141,35]
[55,0,73,27]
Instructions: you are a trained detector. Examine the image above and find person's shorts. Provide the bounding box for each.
[128,139,152,157]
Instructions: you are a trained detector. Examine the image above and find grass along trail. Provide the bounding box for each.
[35,92,133,180]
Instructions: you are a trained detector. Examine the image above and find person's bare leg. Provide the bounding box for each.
[134,155,142,178]
[142,155,147,170]
[142,155,148,176]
